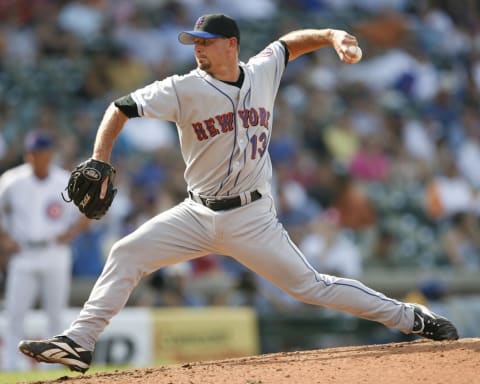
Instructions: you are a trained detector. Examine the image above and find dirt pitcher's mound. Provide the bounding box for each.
[29,338,480,384]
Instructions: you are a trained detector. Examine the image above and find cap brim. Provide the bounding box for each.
[178,31,223,45]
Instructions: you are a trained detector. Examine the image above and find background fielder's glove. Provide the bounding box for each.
[63,158,117,220]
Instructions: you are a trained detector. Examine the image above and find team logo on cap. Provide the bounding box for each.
[195,16,206,29]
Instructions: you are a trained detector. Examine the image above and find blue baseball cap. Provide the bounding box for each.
[24,131,54,152]
[178,14,240,45]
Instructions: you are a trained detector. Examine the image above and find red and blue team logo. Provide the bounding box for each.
[46,201,63,220]
[254,47,274,58]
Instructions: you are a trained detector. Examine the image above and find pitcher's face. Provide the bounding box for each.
[193,37,237,72]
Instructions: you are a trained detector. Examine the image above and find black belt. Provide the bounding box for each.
[189,190,262,211]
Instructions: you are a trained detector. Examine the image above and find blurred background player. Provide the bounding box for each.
[0,131,89,371]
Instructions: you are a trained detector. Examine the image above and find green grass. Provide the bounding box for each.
[0,365,130,384]
[0,367,76,384]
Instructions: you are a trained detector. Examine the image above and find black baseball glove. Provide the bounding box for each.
[63,158,117,220]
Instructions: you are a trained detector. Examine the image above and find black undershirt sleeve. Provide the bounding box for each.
[278,40,290,67]
[114,94,140,118]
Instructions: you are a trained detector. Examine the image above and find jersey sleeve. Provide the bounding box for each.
[0,171,15,232]
[130,76,180,122]
[0,171,12,213]
[247,40,287,93]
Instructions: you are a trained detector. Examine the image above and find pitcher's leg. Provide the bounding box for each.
[226,197,414,334]
[64,201,214,350]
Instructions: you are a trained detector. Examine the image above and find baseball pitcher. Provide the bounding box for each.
[19,14,458,373]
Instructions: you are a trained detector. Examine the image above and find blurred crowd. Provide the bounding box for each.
[1,0,480,309]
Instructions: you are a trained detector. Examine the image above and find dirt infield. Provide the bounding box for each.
[26,338,479,384]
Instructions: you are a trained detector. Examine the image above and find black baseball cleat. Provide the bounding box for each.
[411,304,459,341]
[18,335,92,373]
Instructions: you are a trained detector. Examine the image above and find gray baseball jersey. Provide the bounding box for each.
[64,41,415,351]
[130,44,282,197]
